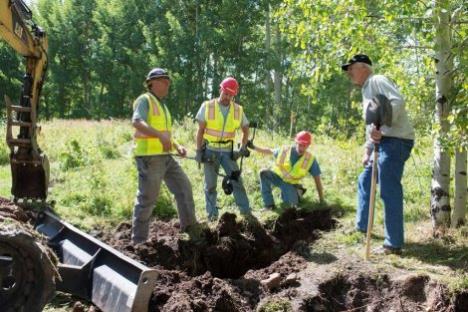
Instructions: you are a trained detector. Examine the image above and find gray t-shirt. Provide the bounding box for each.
[362,74,415,150]
[132,95,150,122]
[196,100,249,151]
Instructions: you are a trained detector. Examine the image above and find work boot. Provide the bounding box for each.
[373,245,402,256]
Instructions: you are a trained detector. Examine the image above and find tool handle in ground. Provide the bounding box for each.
[365,143,379,260]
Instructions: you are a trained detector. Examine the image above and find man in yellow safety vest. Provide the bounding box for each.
[249,131,324,210]
[195,77,251,220]
[131,68,197,244]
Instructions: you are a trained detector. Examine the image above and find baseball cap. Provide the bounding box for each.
[341,54,372,71]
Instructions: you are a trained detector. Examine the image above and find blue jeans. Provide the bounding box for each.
[203,149,251,219]
[356,137,414,249]
[260,169,299,207]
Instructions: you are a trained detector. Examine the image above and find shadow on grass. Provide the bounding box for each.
[306,251,339,264]
[403,241,468,271]
[276,197,354,218]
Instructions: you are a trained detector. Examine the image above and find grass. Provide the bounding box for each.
[0,118,467,300]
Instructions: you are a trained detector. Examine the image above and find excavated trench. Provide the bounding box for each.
[102,208,336,279]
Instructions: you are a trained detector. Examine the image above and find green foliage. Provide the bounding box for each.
[59,140,88,170]
[257,298,293,312]
[0,127,9,166]
[0,0,465,150]
[447,270,468,294]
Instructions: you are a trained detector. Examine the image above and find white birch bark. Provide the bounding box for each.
[430,0,452,234]
[452,149,467,227]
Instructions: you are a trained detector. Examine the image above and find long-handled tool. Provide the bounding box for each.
[364,94,392,260]
[365,143,379,260]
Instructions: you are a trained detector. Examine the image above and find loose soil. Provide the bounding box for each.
[0,198,467,311]
[96,209,467,312]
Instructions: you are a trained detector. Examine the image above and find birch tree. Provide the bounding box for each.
[452,149,467,227]
[430,0,453,234]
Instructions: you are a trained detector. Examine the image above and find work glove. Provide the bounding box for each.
[246,139,255,150]
[239,145,250,158]
[195,149,204,164]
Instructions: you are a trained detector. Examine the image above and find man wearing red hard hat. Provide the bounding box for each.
[248,131,324,210]
[195,77,251,220]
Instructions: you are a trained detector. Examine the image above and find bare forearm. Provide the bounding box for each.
[196,123,206,149]
[314,175,324,202]
[241,126,249,146]
[253,146,273,155]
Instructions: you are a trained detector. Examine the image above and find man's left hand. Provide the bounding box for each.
[370,124,382,143]
[239,145,250,157]
[176,145,187,157]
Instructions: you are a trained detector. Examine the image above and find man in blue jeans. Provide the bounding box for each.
[249,131,324,209]
[342,54,415,255]
[195,77,251,221]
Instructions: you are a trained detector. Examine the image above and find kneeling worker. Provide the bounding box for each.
[249,131,324,209]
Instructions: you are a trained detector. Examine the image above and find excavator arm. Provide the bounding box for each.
[0,0,49,200]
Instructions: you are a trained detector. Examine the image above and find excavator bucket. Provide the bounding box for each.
[35,210,158,312]
[5,95,49,201]
[10,153,49,200]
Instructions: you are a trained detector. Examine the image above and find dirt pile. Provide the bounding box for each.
[101,208,335,279]
[97,207,467,312]
[0,197,34,223]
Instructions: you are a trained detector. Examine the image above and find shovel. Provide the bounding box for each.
[364,94,392,260]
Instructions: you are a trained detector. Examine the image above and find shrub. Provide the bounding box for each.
[59,140,88,170]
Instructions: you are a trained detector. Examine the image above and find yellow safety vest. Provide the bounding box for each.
[203,99,243,148]
[133,92,173,156]
[272,146,315,184]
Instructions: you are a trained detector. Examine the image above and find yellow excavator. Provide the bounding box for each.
[0,1,157,311]
[1,0,49,200]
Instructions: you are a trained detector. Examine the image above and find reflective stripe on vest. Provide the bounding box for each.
[272,146,315,184]
[133,93,173,156]
[203,99,242,148]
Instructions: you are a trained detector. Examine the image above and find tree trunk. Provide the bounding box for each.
[452,149,467,227]
[264,4,272,125]
[430,0,453,235]
[273,24,282,111]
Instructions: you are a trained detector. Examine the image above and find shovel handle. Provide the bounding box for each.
[365,144,379,260]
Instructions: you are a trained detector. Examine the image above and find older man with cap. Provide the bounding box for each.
[341,54,415,255]
[248,131,324,210]
[131,68,197,244]
[195,77,251,221]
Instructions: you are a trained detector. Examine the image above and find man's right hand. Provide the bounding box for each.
[362,150,371,167]
[246,139,255,149]
[159,132,172,151]
[195,149,204,164]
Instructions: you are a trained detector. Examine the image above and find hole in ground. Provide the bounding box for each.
[104,208,336,279]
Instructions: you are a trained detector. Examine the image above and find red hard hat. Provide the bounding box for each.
[295,131,313,146]
[220,77,239,96]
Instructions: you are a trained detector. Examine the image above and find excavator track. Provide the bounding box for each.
[0,220,58,312]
